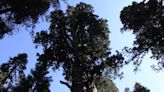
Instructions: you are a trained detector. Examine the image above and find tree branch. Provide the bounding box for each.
[60,80,72,90]
[1,65,17,85]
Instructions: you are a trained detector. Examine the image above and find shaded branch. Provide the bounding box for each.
[60,80,72,90]
[1,65,17,85]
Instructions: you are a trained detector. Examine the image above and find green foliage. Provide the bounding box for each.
[95,77,118,92]
[0,53,27,91]
[0,0,65,39]
[34,2,124,91]
[120,0,164,70]
[0,53,52,92]
[12,61,52,92]
[0,1,124,92]
[0,0,51,38]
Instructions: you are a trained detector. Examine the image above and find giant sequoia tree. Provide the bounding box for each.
[0,2,124,92]
[120,0,164,70]
[34,2,124,92]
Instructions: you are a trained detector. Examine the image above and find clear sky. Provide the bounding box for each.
[0,0,164,92]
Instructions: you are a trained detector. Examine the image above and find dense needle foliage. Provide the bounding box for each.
[0,2,124,92]
[34,2,124,92]
[120,0,164,70]
[0,0,63,39]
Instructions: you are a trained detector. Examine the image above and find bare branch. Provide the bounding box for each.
[60,80,72,90]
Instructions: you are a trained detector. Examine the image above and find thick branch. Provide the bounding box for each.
[60,80,72,90]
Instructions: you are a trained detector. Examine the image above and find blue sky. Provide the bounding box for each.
[0,0,164,92]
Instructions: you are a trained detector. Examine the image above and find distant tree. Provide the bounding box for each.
[34,2,124,92]
[0,0,68,92]
[12,60,52,92]
[120,0,164,70]
[124,82,150,92]
[0,53,27,91]
[95,77,118,92]
[0,53,52,92]
[133,83,150,92]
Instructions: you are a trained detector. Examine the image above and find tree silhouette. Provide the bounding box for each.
[124,82,150,92]
[0,53,27,91]
[0,53,52,92]
[34,2,124,92]
[0,2,124,92]
[120,0,164,70]
[133,83,150,92]
[0,0,65,39]
[0,0,51,38]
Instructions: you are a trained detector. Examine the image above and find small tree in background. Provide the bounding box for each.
[95,77,118,92]
[0,54,28,91]
[134,83,150,92]
[124,82,150,92]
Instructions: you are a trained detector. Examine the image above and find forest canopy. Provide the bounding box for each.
[0,0,163,92]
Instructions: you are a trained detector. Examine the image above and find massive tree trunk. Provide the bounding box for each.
[72,69,97,92]
[71,40,98,92]
[72,63,84,92]
[72,62,98,92]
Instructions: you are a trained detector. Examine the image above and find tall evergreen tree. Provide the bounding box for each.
[0,2,124,92]
[34,2,124,92]
[0,1,124,92]
[0,0,60,91]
